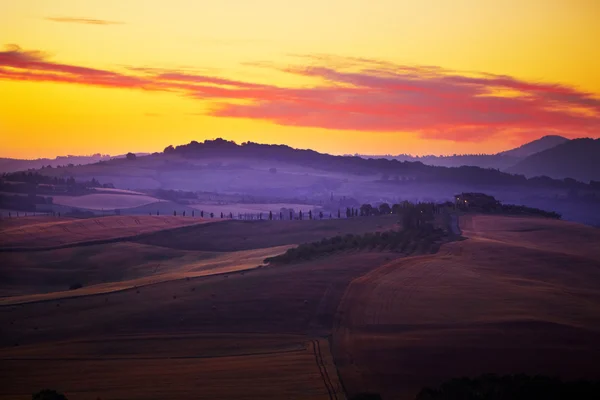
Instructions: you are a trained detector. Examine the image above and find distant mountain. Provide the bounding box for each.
[358,135,570,171]
[0,153,149,174]
[498,135,569,158]
[507,138,600,183]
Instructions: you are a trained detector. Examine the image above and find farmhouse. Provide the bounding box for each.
[455,192,500,211]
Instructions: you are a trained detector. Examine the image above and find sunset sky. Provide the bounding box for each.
[1,0,599,159]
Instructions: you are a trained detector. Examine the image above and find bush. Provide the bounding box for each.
[32,389,68,400]
[264,224,447,265]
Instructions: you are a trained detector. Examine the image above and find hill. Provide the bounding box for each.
[507,138,600,182]
[498,135,569,158]
[1,214,599,399]
[333,215,600,399]
[358,135,569,170]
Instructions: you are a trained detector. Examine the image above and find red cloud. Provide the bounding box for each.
[1,44,599,142]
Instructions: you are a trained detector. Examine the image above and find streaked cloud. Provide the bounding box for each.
[1,44,599,142]
[45,17,123,26]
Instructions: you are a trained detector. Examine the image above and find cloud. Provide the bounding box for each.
[1,44,599,142]
[45,17,124,25]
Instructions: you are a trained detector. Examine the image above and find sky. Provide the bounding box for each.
[1,0,599,159]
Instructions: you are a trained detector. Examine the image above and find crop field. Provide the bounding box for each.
[0,215,211,249]
[0,250,397,399]
[135,215,401,251]
[0,244,292,304]
[0,334,342,400]
[2,212,597,399]
[333,215,600,399]
[51,193,163,210]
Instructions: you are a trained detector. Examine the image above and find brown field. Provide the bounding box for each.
[0,244,292,304]
[333,215,600,399]
[1,214,599,399]
[135,215,401,251]
[0,334,341,400]
[0,251,397,399]
[0,215,211,249]
[51,193,163,210]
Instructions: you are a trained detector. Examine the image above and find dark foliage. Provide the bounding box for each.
[350,393,383,400]
[415,374,600,400]
[264,224,446,265]
[32,389,68,400]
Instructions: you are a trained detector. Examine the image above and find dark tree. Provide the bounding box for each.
[221,212,224,218]
[125,152,137,161]
[346,207,351,218]
[192,210,195,217]
[290,210,293,220]
[183,211,186,217]
[308,210,313,220]
[32,390,68,400]
[173,210,176,216]
[269,211,273,220]
[280,211,283,220]
[299,210,303,220]
[200,210,204,218]
[319,211,324,219]
[210,212,214,218]
[337,209,341,218]
[360,204,373,216]
[230,212,233,218]
[378,203,391,214]
[350,394,382,400]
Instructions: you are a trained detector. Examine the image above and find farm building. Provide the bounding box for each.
[455,192,501,211]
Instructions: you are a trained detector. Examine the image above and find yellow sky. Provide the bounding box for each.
[1,0,599,158]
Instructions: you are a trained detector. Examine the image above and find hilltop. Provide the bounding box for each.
[507,138,600,182]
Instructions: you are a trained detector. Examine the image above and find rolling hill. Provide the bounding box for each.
[358,135,569,170]
[497,135,569,158]
[507,138,600,182]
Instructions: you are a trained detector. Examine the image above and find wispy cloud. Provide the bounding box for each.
[45,17,124,26]
[1,44,599,142]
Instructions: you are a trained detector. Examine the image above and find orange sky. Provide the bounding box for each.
[1,0,599,159]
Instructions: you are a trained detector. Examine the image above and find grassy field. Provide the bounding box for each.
[0,215,210,249]
[333,215,600,399]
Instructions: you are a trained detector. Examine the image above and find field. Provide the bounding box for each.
[51,193,163,210]
[333,215,600,399]
[0,215,210,249]
[1,214,599,399]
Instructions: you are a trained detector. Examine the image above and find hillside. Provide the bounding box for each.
[334,215,600,399]
[358,135,569,170]
[2,214,600,399]
[507,138,600,182]
[498,135,569,158]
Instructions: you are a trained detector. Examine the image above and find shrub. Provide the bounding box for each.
[32,389,68,400]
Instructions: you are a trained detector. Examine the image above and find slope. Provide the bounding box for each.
[507,138,600,182]
[333,215,600,399]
